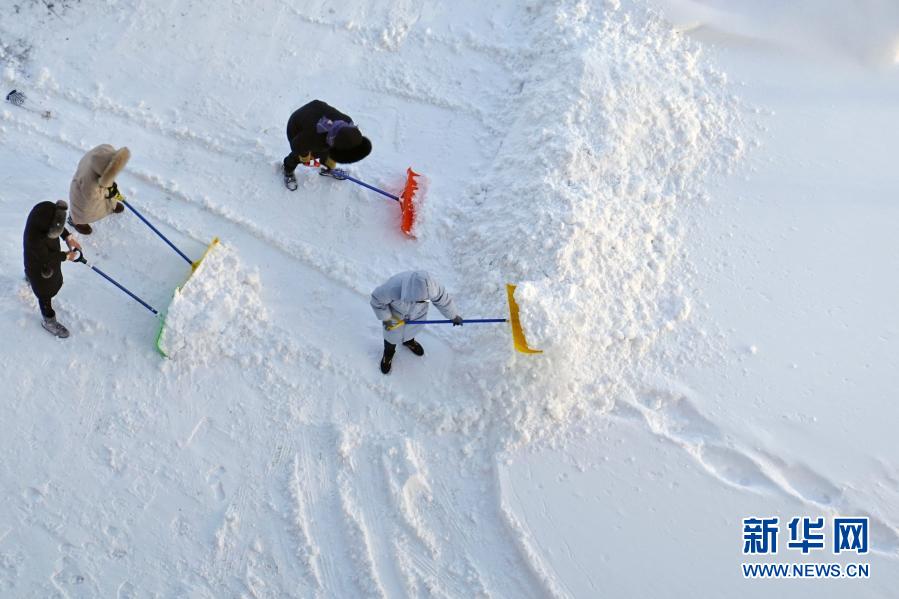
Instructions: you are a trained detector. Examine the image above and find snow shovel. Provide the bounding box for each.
[154,237,221,358]
[309,163,419,236]
[73,249,159,315]
[110,199,219,356]
[387,284,542,354]
[5,89,52,119]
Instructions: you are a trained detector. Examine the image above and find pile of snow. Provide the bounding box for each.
[156,241,267,365]
[446,1,746,445]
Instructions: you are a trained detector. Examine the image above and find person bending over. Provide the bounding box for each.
[282,100,372,190]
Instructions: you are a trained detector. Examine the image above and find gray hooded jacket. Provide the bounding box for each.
[370,271,459,343]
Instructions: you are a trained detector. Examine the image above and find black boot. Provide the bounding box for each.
[284,170,298,191]
[380,341,396,374]
[67,216,92,235]
[42,316,70,338]
[403,338,424,356]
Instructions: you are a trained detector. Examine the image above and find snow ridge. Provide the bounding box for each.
[447,0,745,447]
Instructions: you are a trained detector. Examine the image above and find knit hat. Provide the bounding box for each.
[329,136,372,164]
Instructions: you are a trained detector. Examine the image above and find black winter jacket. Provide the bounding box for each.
[23,202,71,298]
[286,100,353,161]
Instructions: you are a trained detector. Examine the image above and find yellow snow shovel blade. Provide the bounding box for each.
[384,286,541,354]
[155,237,220,357]
[506,284,542,354]
[192,237,220,271]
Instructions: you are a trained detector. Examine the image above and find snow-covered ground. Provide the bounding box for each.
[0,1,896,597]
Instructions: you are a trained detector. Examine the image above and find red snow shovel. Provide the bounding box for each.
[313,164,420,236]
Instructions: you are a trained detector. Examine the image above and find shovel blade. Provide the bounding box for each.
[191,237,221,272]
[506,284,542,354]
[400,168,419,236]
[155,237,221,357]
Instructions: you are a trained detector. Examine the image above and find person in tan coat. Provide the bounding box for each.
[68,144,131,235]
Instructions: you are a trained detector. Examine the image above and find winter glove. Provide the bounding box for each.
[298,152,313,166]
[452,315,463,326]
[106,181,124,201]
[383,319,399,331]
[322,157,337,170]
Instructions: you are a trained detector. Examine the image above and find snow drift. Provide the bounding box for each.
[446,0,745,446]
[156,242,267,365]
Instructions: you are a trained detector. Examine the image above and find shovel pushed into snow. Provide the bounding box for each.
[154,237,221,357]
[388,284,542,354]
[311,164,420,236]
[117,199,221,356]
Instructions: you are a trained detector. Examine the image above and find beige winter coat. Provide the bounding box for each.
[69,144,131,225]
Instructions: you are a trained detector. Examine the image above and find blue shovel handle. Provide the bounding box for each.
[123,200,194,266]
[75,249,159,315]
[403,319,507,324]
[330,169,400,202]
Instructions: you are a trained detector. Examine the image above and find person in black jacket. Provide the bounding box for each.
[23,200,81,338]
[282,100,372,190]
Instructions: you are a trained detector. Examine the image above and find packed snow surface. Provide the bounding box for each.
[0,0,897,597]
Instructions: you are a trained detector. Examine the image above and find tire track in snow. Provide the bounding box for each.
[286,454,324,594]
[336,482,390,598]
[336,432,414,597]
[379,439,488,598]
[290,425,360,598]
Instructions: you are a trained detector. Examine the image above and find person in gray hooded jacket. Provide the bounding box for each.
[370,270,463,374]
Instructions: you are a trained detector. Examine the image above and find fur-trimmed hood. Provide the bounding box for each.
[69,144,131,225]
[90,145,131,188]
[25,201,61,239]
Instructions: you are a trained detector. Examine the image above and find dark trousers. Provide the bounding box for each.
[38,295,55,319]
[283,151,301,175]
[283,123,302,175]
[26,273,57,319]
